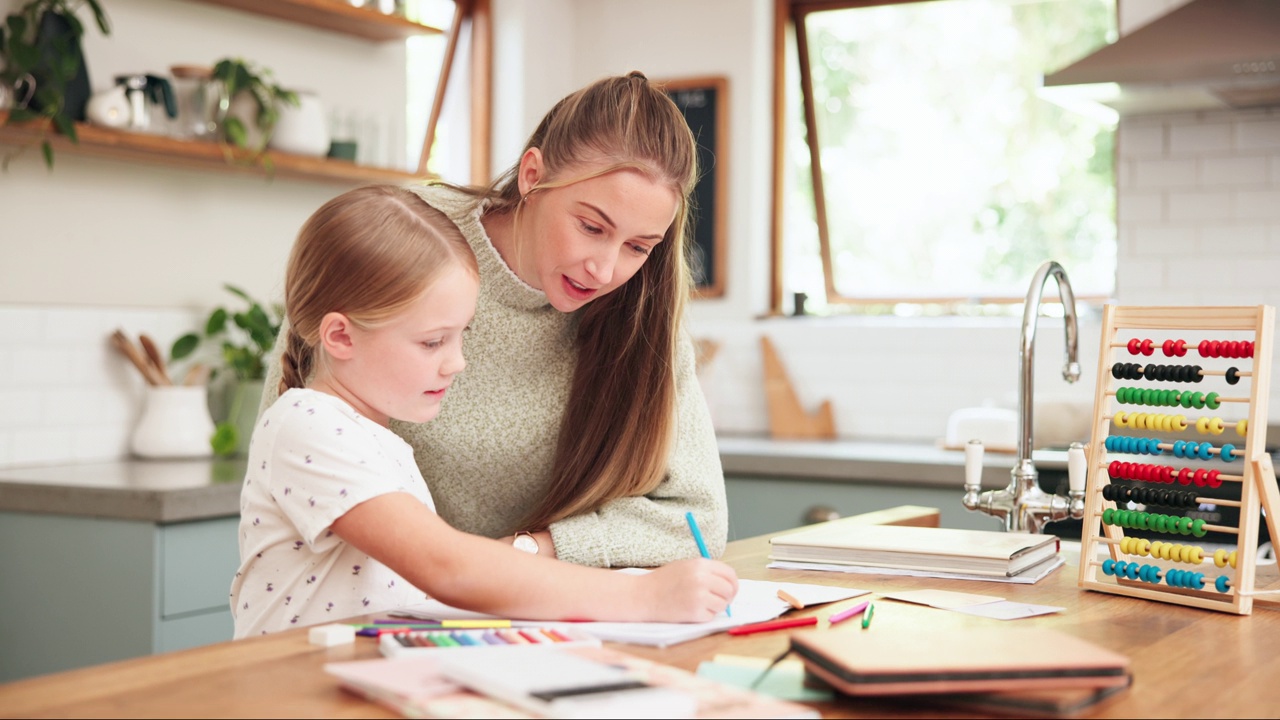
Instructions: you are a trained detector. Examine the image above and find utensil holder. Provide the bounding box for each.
[131,386,215,459]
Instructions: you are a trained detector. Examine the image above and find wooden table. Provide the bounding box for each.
[2,509,1279,718]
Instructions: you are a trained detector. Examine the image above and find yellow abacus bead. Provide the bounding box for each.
[1161,543,1175,561]
[1114,411,1128,428]
[1150,541,1163,558]
[1137,413,1150,430]
[1175,415,1188,431]
[1196,416,1210,434]
[1214,549,1228,568]
[1164,414,1176,432]
[1229,551,1238,569]
[1181,545,1195,563]
[1237,420,1248,437]
[1137,539,1151,557]
[1192,546,1204,564]
[1209,418,1224,435]
[1119,537,1130,554]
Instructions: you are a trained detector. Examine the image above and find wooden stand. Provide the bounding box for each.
[1077,305,1280,614]
[761,336,836,440]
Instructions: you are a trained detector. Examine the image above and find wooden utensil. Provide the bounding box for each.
[110,329,163,386]
[182,362,211,387]
[138,334,173,385]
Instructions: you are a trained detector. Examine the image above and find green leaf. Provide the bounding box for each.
[223,117,247,148]
[205,307,228,336]
[170,332,200,361]
[224,284,252,303]
[84,0,112,35]
[40,140,52,168]
[210,421,239,456]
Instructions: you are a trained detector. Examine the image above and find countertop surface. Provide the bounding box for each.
[0,437,1066,523]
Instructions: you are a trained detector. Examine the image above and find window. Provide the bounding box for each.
[775,0,1118,315]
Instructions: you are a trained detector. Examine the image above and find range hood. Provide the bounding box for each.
[1042,0,1280,117]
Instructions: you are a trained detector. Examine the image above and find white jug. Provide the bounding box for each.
[268,91,330,157]
[85,85,131,129]
[131,386,215,459]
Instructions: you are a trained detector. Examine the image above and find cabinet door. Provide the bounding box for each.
[160,517,241,619]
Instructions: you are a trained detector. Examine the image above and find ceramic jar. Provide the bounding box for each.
[130,386,215,459]
[268,91,330,157]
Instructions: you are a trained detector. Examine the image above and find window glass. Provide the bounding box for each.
[784,0,1118,313]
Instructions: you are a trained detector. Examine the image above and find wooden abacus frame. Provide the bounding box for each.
[1078,305,1280,614]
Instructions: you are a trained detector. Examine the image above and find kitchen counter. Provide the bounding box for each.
[0,457,247,523]
[717,434,1070,488]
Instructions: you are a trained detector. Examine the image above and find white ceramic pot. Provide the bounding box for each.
[131,386,215,459]
[85,85,132,129]
[268,91,330,157]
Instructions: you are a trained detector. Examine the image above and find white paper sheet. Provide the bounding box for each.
[391,575,868,648]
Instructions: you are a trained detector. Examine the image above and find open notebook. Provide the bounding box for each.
[392,574,867,648]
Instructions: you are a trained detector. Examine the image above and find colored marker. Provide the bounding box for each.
[828,600,870,625]
[861,602,875,629]
[728,616,818,636]
[685,511,731,617]
[358,620,513,628]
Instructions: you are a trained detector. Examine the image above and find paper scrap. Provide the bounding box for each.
[883,589,1004,609]
[949,600,1065,620]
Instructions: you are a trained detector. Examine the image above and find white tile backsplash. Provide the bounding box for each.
[0,304,202,469]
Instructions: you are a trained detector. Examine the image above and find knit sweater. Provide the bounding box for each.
[258,184,728,567]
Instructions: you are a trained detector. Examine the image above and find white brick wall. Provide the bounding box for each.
[0,305,201,468]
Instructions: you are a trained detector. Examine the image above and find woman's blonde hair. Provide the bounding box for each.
[279,185,478,396]
[466,71,699,530]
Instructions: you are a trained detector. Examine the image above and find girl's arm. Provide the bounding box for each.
[330,492,736,623]
[548,330,729,568]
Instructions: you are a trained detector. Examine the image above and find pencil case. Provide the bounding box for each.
[378,625,601,658]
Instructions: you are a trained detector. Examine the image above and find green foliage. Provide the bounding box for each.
[170,284,283,382]
[0,0,110,168]
[211,57,298,153]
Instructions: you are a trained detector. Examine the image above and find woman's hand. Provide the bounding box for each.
[635,558,739,623]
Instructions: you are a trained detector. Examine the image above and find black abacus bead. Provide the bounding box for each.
[1176,365,1191,383]
[1193,365,1204,381]
[1226,367,1240,385]
[1103,484,1115,501]
[1112,362,1126,380]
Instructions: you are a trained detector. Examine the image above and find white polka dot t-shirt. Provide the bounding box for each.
[229,388,434,638]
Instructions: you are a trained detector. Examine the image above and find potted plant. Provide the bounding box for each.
[211,57,297,157]
[0,0,111,168]
[170,284,284,456]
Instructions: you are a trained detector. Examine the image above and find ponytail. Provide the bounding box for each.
[277,327,314,397]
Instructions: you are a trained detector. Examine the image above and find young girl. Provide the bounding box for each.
[229,185,737,638]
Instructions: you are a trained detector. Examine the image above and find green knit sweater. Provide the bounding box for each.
[259,184,727,567]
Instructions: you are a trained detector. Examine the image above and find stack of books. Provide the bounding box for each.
[769,519,1060,578]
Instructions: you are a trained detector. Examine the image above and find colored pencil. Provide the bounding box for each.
[727,616,818,636]
[828,600,870,625]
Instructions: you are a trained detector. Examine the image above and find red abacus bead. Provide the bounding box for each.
[1245,341,1254,357]
[1128,339,1141,355]
[1141,339,1154,356]
[1194,468,1208,486]
[1225,341,1239,358]
[1144,464,1157,481]
[1179,467,1193,485]
[1209,340,1222,357]
[1207,470,1222,489]
[1199,340,1212,357]
[1109,460,1122,478]
[1174,339,1187,357]
[1162,340,1175,357]
[1162,465,1175,483]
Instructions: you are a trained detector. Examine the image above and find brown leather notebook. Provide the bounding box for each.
[790,627,1131,696]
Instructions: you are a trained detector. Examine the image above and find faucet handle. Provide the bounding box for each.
[964,439,984,492]
[1067,441,1087,494]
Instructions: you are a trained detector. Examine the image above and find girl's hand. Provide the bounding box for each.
[636,558,739,622]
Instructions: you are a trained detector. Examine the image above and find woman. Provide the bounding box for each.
[260,71,725,568]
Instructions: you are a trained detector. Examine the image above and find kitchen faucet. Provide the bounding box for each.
[963,261,1088,533]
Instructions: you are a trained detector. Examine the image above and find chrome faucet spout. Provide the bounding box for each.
[1018,261,1080,465]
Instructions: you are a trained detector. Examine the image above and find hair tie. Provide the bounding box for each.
[627,70,647,81]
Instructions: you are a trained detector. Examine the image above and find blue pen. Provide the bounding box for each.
[685,511,731,617]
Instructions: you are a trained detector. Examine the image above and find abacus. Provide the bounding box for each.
[1078,306,1280,614]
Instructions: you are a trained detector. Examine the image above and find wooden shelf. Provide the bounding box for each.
[0,115,429,186]
[190,0,444,41]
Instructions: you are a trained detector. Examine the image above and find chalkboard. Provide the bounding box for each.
[660,77,727,298]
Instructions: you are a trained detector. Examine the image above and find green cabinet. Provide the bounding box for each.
[725,475,1006,541]
[0,512,240,682]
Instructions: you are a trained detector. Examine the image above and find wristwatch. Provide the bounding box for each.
[512,531,540,554]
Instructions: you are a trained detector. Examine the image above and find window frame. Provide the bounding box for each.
[770,0,1115,315]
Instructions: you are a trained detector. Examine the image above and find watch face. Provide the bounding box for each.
[513,533,539,554]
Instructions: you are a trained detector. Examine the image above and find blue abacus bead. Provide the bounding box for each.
[1139,564,1153,583]
[1216,575,1230,593]
[1173,440,1186,458]
[1106,437,1116,451]
[1191,572,1206,590]
[1198,442,1214,461]
[1127,562,1141,580]
[1220,444,1235,462]
[1102,559,1115,576]
[1166,569,1182,587]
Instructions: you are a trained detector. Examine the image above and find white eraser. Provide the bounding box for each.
[309,623,355,646]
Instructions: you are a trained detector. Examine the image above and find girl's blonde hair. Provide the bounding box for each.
[279,185,478,396]
[464,71,699,530]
